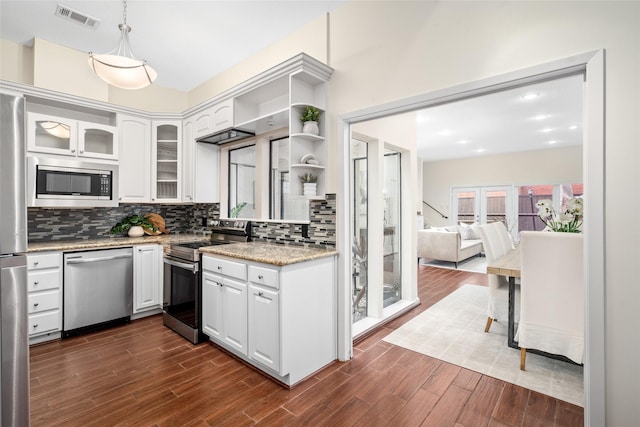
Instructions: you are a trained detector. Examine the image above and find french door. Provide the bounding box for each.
[452,185,514,232]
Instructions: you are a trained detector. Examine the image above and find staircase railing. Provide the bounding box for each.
[422,201,448,219]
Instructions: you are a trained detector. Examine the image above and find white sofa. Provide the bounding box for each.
[417,225,484,267]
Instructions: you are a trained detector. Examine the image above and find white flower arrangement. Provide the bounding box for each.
[536,197,583,233]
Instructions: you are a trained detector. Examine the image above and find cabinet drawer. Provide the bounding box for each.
[29,310,61,336]
[27,252,61,270]
[203,256,247,281]
[27,269,60,292]
[28,290,60,314]
[249,265,279,290]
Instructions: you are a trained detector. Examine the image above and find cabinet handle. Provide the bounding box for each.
[33,302,39,307]
[80,150,84,154]
[33,280,39,285]
[71,149,76,153]
[33,324,38,328]
[258,292,264,297]
[258,275,264,280]
[33,261,39,266]
[217,266,222,270]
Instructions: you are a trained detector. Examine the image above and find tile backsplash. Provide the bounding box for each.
[28,195,336,248]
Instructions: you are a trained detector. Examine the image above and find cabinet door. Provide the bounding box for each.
[133,245,161,313]
[212,99,234,132]
[248,285,280,372]
[222,278,247,356]
[202,271,224,340]
[118,115,151,202]
[182,118,194,202]
[78,122,118,160]
[27,113,78,156]
[152,121,182,202]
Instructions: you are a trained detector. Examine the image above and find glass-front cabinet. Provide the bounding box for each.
[27,112,118,161]
[152,121,181,202]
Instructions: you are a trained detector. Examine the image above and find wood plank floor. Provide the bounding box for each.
[29,265,584,426]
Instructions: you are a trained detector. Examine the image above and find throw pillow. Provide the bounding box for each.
[459,222,480,240]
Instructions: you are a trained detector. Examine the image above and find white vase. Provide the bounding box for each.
[128,226,144,237]
[302,121,319,135]
[303,183,317,196]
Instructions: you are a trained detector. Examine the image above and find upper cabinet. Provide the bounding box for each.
[183,115,219,203]
[194,99,235,138]
[118,115,151,203]
[152,121,182,202]
[27,112,118,161]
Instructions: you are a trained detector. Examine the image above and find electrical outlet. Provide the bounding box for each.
[201,217,208,227]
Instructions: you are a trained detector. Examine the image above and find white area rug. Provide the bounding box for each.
[420,256,487,273]
[383,284,584,406]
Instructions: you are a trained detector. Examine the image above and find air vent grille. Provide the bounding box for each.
[55,4,100,29]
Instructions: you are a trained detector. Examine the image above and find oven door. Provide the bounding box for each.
[163,256,200,330]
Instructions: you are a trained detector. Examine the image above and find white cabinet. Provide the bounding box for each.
[152,121,182,202]
[118,114,151,202]
[202,256,248,355]
[194,99,234,138]
[248,282,280,371]
[202,253,336,386]
[27,112,118,161]
[133,244,162,315]
[26,251,63,343]
[182,115,219,203]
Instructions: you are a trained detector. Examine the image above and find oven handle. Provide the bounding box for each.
[163,257,199,273]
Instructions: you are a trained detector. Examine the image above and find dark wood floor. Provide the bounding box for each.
[29,265,584,426]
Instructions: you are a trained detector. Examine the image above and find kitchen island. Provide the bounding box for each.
[200,242,337,387]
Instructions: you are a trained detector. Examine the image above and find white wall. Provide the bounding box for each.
[422,146,583,227]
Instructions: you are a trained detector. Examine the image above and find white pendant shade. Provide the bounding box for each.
[88,53,157,90]
[88,1,157,90]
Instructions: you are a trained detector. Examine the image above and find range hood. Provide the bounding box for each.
[196,128,255,145]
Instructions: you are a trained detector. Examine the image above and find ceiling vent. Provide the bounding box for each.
[55,4,100,30]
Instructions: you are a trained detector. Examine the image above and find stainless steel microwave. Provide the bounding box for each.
[27,157,119,207]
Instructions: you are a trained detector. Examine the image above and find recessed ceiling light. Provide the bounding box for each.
[547,140,558,145]
[533,114,548,121]
[457,140,469,144]
[569,124,579,130]
[540,127,554,133]
[475,148,486,153]
[520,93,540,101]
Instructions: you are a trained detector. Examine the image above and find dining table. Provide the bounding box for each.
[486,245,521,349]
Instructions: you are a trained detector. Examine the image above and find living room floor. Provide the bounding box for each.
[28,265,583,426]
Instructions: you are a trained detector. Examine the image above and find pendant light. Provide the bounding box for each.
[88,0,157,89]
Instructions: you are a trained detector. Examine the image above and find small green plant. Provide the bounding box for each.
[110,214,157,234]
[230,202,247,218]
[299,106,320,123]
[299,173,318,183]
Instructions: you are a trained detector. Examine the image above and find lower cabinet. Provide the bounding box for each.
[202,253,336,386]
[26,251,63,344]
[133,244,163,316]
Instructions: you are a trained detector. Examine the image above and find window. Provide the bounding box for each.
[228,145,256,218]
[517,183,583,232]
[269,137,290,219]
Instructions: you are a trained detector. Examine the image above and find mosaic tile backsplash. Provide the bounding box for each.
[28,195,336,249]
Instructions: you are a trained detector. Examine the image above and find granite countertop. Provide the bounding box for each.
[199,242,337,266]
[27,233,213,253]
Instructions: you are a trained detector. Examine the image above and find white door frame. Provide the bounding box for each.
[337,50,605,425]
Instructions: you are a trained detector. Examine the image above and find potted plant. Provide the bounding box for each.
[299,173,318,196]
[299,106,320,135]
[110,214,157,237]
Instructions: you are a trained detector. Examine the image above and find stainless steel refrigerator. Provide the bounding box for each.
[0,92,30,426]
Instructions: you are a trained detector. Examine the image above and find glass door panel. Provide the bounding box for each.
[351,140,368,323]
[383,152,401,308]
[452,188,479,225]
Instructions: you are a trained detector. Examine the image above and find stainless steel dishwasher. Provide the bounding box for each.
[63,247,133,337]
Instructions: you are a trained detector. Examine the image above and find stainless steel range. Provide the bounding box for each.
[162,220,251,343]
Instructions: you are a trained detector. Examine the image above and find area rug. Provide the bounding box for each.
[383,284,584,406]
[419,256,487,273]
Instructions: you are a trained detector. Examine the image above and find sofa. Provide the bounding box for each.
[417,224,484,267]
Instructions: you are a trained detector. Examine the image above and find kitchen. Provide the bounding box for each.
[1,1,639,425]
[2,51,339,424]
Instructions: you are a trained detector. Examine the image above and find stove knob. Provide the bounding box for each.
[237,221,243,228]
[234,221,239,227]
